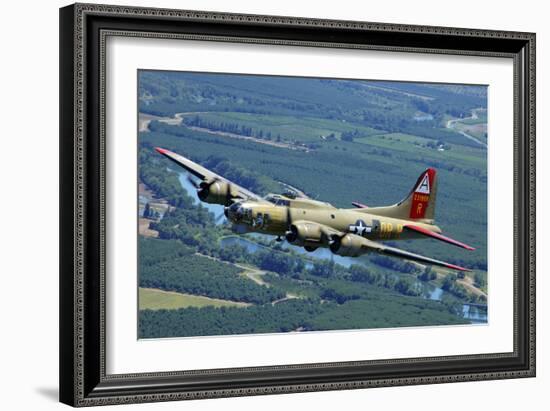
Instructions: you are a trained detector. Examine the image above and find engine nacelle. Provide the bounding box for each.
[285,222,323,247]
[198,180,235,205]
[329,234,367,257]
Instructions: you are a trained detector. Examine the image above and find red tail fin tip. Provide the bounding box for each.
[409,168,436,219]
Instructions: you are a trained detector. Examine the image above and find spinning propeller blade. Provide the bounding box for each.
[186,175,200,188]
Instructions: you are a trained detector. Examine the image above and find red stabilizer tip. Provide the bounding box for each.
[445,263,471,272]
[405,225,475,251]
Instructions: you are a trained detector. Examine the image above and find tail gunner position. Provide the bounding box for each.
[155,147,475,271]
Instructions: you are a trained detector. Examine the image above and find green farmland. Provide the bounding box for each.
[139,287,250,310]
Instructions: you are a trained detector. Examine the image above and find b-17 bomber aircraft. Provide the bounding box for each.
[155,147,475,271]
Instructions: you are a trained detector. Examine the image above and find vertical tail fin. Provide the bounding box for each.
[408,168,437,220]
[357,168,438,223]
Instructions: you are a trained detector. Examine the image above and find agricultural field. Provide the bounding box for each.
[180,111,381,144]
[137,71,488,338]
[139,288,250,310]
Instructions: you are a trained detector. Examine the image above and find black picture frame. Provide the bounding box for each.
[59,3,536,407]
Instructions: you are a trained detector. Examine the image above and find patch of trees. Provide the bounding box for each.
[151,206,221,255]
[349,264,382,284]
[306,260,421,298]
[319,281,362,304]
[426,140,451,151]
[340,129,370,142]
[309,260,337,278]
[346,263,422,297]
[183,116,276,141]
[139,299,325,338]
[474,272,487,288]
[251,249,305,277]
[310,297,466,332]
[441,274,469,301]
[418,266,437,282]
[394,277,422,297]
[370,255,419,275]
[139,237,193,267]
[139,293,467,339]
[216,243,249,264]
[142,202,160,219]
[140,254,285,304]
[139,147,195,209]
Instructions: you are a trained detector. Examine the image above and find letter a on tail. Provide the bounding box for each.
[409,168,436,219]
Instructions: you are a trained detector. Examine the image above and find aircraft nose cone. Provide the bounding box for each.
[226,202,244,222]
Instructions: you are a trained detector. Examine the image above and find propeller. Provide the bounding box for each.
[186,175,200,188]
[328,234,341,252]
[187,174,222,203]
[196,177,219,202]
[285,225,298,243]
[284,206,293,242]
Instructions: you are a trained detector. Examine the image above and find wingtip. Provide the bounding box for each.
[445,263,471,272]
[155,147,168,155]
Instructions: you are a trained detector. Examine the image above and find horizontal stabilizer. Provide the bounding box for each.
[404,225,475,251]
[351,201,368,209]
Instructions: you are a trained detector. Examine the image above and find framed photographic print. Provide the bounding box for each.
[59,3,536,407]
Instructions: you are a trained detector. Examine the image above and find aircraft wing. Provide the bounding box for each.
[360,236,471,272]
[155,147,265,203]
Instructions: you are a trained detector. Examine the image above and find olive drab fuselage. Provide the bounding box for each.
[226,195,441,244]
